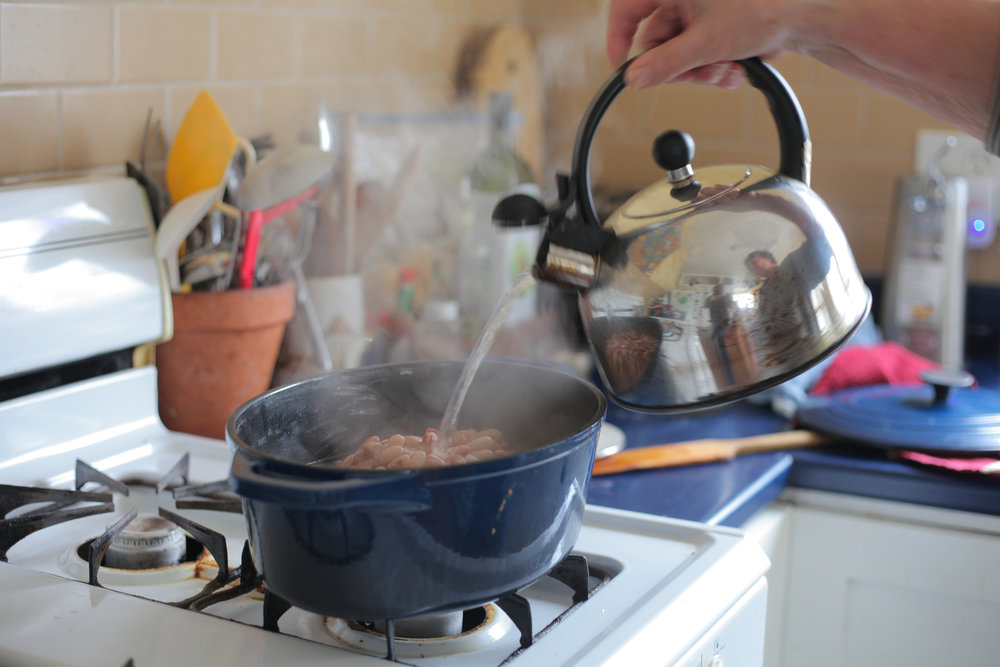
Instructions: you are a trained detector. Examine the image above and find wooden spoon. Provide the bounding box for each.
[592,429,831,476]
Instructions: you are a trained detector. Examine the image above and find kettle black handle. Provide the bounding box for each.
[571,56,811,228]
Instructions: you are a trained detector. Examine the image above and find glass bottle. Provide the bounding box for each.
[458,92,541,334]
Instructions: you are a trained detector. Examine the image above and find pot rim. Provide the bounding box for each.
[226,358,608,476]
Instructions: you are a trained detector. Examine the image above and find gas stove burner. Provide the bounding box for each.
[0,455,198,565]
[58,506,238,606]
[101,513,187,570]
[318,553,599,661]
[374,611,467,638]
[326,604,513,660]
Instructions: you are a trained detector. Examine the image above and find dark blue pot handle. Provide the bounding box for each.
[572,56,811,229]
[229,450,433,512]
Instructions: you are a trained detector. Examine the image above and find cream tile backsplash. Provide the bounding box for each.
[62,88,166,169]
[119,6,213,82]
[1,4,113,84]
[0,0,990,280]
[0,1,520,181]
[0,91,60,172]
[217,10,297,79]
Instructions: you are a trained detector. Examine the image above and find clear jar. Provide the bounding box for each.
[412,299,467,361]
[458,92,540,333]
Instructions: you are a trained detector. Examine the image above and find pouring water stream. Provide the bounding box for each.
[438,269,536,444]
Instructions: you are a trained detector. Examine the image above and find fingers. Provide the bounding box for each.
[676,62,746,89]
[631,60,746,90]
[607,0,708,85]
[606,0,663,64]
[635,6,683,53]
[625,26,724,88]
[608,0,778,91]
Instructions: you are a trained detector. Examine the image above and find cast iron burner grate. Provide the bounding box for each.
[0,460,122,561]
[2,457,613,664]
[0,454,241,600]
[171,480,243,513]
[241,552,607,663]
[0,454,203,561]
[82,505,240,607]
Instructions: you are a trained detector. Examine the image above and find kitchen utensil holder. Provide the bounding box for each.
[156,280,296,439]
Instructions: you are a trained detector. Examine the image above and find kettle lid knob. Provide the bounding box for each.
[652,130,695,172]
[653,130,699,195]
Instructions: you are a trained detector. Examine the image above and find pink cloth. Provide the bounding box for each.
[809,342,939,396]
[900,451,1000,475]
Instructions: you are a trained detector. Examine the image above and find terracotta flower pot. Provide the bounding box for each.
[156,281,296,439]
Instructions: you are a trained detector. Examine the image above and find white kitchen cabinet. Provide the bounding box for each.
[743,489,1000,667]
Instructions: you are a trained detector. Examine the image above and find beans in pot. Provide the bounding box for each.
[337,427,513,470]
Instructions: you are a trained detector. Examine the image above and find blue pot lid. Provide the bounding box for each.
[797,369,1000,452]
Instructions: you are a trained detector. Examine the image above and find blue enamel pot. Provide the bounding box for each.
[227,359,606,621]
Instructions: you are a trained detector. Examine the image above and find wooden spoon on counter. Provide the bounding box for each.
[592,429,832,476]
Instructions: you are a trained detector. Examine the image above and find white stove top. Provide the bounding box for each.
[0,367,769,666]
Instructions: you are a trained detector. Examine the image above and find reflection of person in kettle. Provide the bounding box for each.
[692,177,838,367]
[745,244,826,358]
[606,0,999,155]
[705,283,736,384]
[706,283,732,342]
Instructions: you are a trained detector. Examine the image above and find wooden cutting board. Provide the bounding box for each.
[455,24,545,185]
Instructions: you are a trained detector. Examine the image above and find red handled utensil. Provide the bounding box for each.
[235,145,335,289]
[237,185,319,289]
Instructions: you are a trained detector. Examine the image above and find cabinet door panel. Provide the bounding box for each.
[782,505,1000,666]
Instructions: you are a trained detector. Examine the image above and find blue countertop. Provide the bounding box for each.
[586,360,1000,527]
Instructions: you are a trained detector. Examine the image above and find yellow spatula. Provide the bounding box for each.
[166,91,239,205]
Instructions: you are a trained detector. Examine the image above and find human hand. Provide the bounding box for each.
[606,0,796,90]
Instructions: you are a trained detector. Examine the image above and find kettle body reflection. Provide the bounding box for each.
[496,58,870,413]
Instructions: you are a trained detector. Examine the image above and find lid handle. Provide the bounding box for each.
[920,368,976,406]
[653,130,702,200]
[652,129,695,173]
[571,56,811,229]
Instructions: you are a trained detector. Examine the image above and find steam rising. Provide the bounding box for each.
[281,13,615,383]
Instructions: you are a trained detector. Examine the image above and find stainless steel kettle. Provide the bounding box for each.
[495,58,871,412]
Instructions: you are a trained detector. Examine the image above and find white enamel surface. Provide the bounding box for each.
[0,176,167,377]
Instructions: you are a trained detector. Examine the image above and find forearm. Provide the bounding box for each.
[795,0,1000,140]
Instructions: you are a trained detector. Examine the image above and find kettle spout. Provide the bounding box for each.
[492,180,613,293]
[534,212,615,291]
[536,240,599,291]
